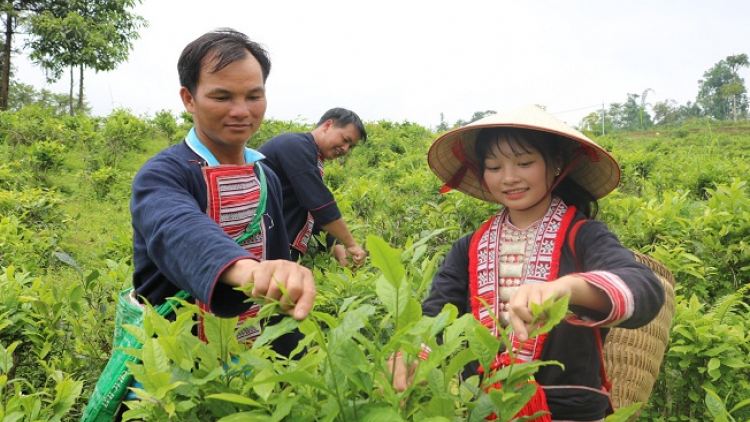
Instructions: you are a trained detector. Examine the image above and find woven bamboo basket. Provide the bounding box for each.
[603,251,676,420]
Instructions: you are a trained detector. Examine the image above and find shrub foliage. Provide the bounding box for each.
[0,105,749,421]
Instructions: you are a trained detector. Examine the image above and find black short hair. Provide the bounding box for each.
[178,28,271,94]
[316,107,367,142]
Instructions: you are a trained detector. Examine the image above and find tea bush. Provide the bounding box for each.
[643,286,750,421]
[1,105,749,421]
[119,236,571,422]
[0,187,66,230]
[0,104,61,149]
[0,215,57,272]
[90,166,120,199]
[30,139,67,172]
[90,109,150,168]
[150,110,180,146]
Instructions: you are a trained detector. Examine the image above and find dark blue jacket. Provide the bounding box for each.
[258,132,341,248]
[130,141,290,317]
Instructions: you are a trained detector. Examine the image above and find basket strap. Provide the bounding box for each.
[566,219,614,409]
[593,326,613,393]
[566,218,587,270]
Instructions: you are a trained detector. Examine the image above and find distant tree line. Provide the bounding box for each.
[6,79,74,114]
[435,110,499,132]
[0,0,144,115]
[579,54,749,135]
[439,54,748,135]
[2,7,748,132]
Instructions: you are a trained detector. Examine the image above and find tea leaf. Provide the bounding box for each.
[604,402,643,422]
[206,393,263,407]
[368,235,405,287]
[703,387,726,418]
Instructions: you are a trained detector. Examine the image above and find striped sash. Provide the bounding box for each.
[291,153,325,254]
[198,163,267,344]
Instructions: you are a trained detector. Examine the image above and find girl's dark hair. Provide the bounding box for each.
[473,128,599,219]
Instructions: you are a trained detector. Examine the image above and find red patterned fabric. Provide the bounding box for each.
[440,138,483,194]
[469,198,576,421]
[469,199,575,336]
[291,153,325,253]
[198,164,265,344]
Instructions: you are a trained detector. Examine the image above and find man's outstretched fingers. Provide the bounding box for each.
[277,267,305,311]
[290,276,315,320]
[229,260,315,320]
[247,264,270,299]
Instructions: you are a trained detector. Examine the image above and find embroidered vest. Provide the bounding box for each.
[197,163,268,344]
[469,198,575,422]
[469,198,576,369]
[291,152,325,254]
[184,127,270,345]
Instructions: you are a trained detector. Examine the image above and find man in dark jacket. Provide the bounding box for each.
[131,28,315,337]
[259,108,367,267]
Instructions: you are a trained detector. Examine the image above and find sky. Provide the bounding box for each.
[15,0,750,129]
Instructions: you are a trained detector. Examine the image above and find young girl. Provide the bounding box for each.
[391,105,665,421]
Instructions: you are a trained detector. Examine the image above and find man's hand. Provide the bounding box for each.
[332,244,350,266]
[332,243,367,268]
[345,244,367,267]
[222,259,316,320]
[319,218,366,267]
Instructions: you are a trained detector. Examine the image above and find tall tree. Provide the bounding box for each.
[725,54,749,123]
[436,112,449,132]
[469,110,497,123]
[579,111,607,136]
[606,102,624,131]
[652,99,679,126]
[697,56,748,121]
[0,0,45,111]
[26,0,145,114]
[622,93,642,131]
[678,101,702,121]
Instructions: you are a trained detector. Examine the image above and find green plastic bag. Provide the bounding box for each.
[80,288,190,422]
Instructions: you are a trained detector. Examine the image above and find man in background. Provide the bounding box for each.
[259,108,367,267]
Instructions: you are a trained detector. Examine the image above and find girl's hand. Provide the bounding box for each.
[509,275,612,341]
[388,352,418,392]
[509,282,571,341]
[332,244,349,266]
[346,244,367,267]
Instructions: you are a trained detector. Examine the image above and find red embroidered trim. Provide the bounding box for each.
[292,153,325,253]
[198,164,266,345]
[469,199,578,368]
[550,205,576,280]
[469,218,493,322]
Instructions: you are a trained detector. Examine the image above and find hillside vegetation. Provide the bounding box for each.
[1,105,749,421]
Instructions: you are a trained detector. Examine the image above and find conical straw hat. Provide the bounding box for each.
[427,105,621,203]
